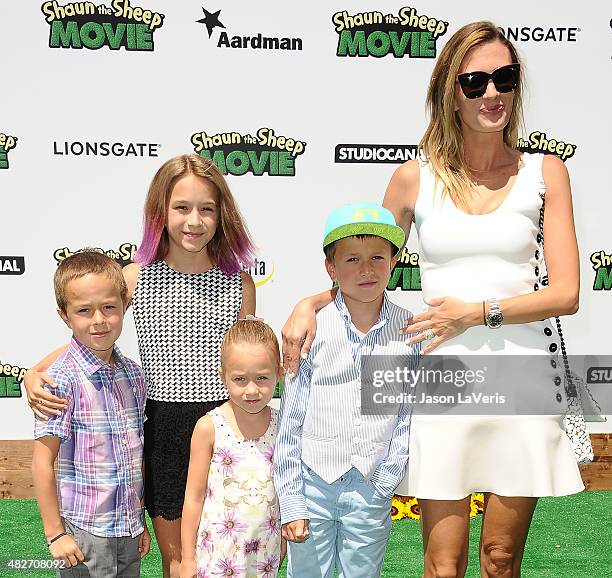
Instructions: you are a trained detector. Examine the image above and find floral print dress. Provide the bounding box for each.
[196,407,280,578]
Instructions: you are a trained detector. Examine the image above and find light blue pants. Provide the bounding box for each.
[287,466,392,578]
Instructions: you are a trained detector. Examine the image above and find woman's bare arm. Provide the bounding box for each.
[381,160,420,239]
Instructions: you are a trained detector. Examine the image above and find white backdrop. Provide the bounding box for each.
[1,1,610,438]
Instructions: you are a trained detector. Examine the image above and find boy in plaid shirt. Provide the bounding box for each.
[32,251,149,577]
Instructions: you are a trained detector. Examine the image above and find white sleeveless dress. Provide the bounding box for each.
[196,407,280,577]
[394,153,584,499]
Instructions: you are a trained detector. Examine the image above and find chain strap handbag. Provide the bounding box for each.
[538,197,594,464]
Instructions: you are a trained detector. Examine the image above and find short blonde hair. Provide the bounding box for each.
[220,319,281,369]
[54,249,127,313]
[420,21,525,207]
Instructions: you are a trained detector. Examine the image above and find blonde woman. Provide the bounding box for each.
[282,22,583,578]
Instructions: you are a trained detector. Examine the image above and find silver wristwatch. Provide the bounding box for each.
[485,298,503,329]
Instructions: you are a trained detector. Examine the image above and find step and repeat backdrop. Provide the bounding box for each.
[1,1,610,438]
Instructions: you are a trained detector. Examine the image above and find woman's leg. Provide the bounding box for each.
[420,497,471,578]
[151,516,182,578]
[478,494,538,578]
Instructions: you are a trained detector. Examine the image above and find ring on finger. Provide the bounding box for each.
[424,328,435,341]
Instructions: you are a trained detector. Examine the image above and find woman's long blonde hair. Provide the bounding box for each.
[419,21,524,207]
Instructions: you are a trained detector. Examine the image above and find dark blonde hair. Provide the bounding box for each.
[220,319,281,369]
[419,21,525,206]
[135,154,255,275]
[54,249,127,313]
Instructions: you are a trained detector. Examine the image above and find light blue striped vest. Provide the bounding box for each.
[302,294,416,483]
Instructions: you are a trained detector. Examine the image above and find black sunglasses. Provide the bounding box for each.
[456,63,520,99]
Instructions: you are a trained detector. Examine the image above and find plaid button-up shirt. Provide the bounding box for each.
[34,337,147,537]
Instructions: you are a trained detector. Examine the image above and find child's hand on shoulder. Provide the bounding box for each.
[281,519,309,543]
[49,534,84,568]
[179,557,197,578]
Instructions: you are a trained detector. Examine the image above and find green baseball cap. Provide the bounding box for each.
[323,202,405,255]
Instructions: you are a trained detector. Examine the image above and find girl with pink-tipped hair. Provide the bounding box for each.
[25,154,257,578]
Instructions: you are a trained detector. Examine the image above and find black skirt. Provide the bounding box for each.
[144,398,227,520]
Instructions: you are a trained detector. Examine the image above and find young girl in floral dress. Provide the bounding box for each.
[180,319,285,578]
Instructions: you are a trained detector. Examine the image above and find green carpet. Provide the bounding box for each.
[1,493,609,577]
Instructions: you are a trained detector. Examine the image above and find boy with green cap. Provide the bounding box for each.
[274,202,420,577]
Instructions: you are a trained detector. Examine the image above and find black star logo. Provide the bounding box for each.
[196,7,225,38]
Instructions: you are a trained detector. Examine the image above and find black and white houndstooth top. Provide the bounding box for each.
[131,260,242,403]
